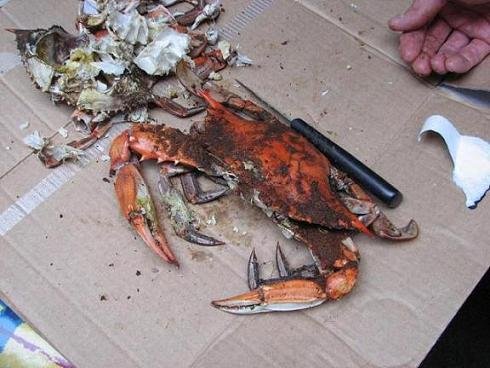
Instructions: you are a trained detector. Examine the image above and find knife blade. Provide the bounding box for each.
[235,79,403,208]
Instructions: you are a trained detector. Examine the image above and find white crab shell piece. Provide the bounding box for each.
[23,130,85,164]
[106,2,149,45]
[229,52,253,67]
[77,88,123,112]
[91,60,126,75]
[134,28,190,76]
[191,1,221,30]
[80,0,99,15]
[205,27,219,45]
[23,130,47,150]
[90,33,134,62]
[27,58,54,92]
[217,40,231,60]
[52,145,85,160]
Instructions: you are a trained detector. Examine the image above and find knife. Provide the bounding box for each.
[235,79,403,208]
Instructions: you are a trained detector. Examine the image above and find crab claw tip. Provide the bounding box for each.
[211,290,264,314]
[212,280,328,314]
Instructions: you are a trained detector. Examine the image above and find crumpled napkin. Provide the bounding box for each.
[419,115,490,208]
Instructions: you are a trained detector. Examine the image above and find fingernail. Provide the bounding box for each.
[431,55,447,75]
[389,15,402,28]
[445,56,464,73]
[412,54,431,76]
[401,48,417,63]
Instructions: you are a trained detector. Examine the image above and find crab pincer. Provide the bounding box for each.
[211,235,360,314]
[110,133,178,266]
[109,124,225,265]
[115,163,179,266]
[212,245,328,314]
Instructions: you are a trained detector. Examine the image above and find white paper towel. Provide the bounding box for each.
[419,115,490,208]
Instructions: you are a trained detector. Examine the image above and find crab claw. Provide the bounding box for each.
[211,279,327,314]
[212,248,327,314]
[212,238,361,314]
[371,213,419,241]
[114,163,179,266]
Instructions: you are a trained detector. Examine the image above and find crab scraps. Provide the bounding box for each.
[10,0,252,167]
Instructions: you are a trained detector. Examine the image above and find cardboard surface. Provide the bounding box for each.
[0,0,489,367]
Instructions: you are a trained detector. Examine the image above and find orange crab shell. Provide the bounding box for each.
[199,91,370,234]
[111,92,370,234]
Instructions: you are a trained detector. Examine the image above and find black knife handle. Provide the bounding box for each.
[291,118,402,208]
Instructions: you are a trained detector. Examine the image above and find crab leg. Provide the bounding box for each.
[248,244,319,286]
[247,248,260,290]
[275,243,290,278]
[180,172,228,204]
[161,0,195,6]
[330,167,419,240]
[212,247,328,314]
[68,119,113,150]
[153,95,206,118]
[113,162,179,266]
[212,222,361,314]
[214,91,275,121]
[159,173,224,246]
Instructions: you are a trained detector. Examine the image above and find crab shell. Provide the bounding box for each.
[109,90,418,313]
[197,96,368,232]
[115,103,368,233]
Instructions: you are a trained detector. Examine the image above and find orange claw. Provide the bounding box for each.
[114,163,178,266]
[212,268,359,314]
[211,279,327,314]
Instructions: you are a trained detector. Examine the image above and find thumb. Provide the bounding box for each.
[389,0,447,31]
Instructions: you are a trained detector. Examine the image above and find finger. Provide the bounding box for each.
[410,18,451,76]
[389,0,447,32]
[446,39,490,73]
[399,28,426,62]
[431,31,470,74]
[421,17,452,56]
[412,52,432,76]
[440,3,490,44]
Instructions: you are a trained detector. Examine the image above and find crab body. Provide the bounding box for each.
[110,90,418,314]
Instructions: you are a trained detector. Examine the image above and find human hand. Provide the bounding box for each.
[389,0,490,76]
